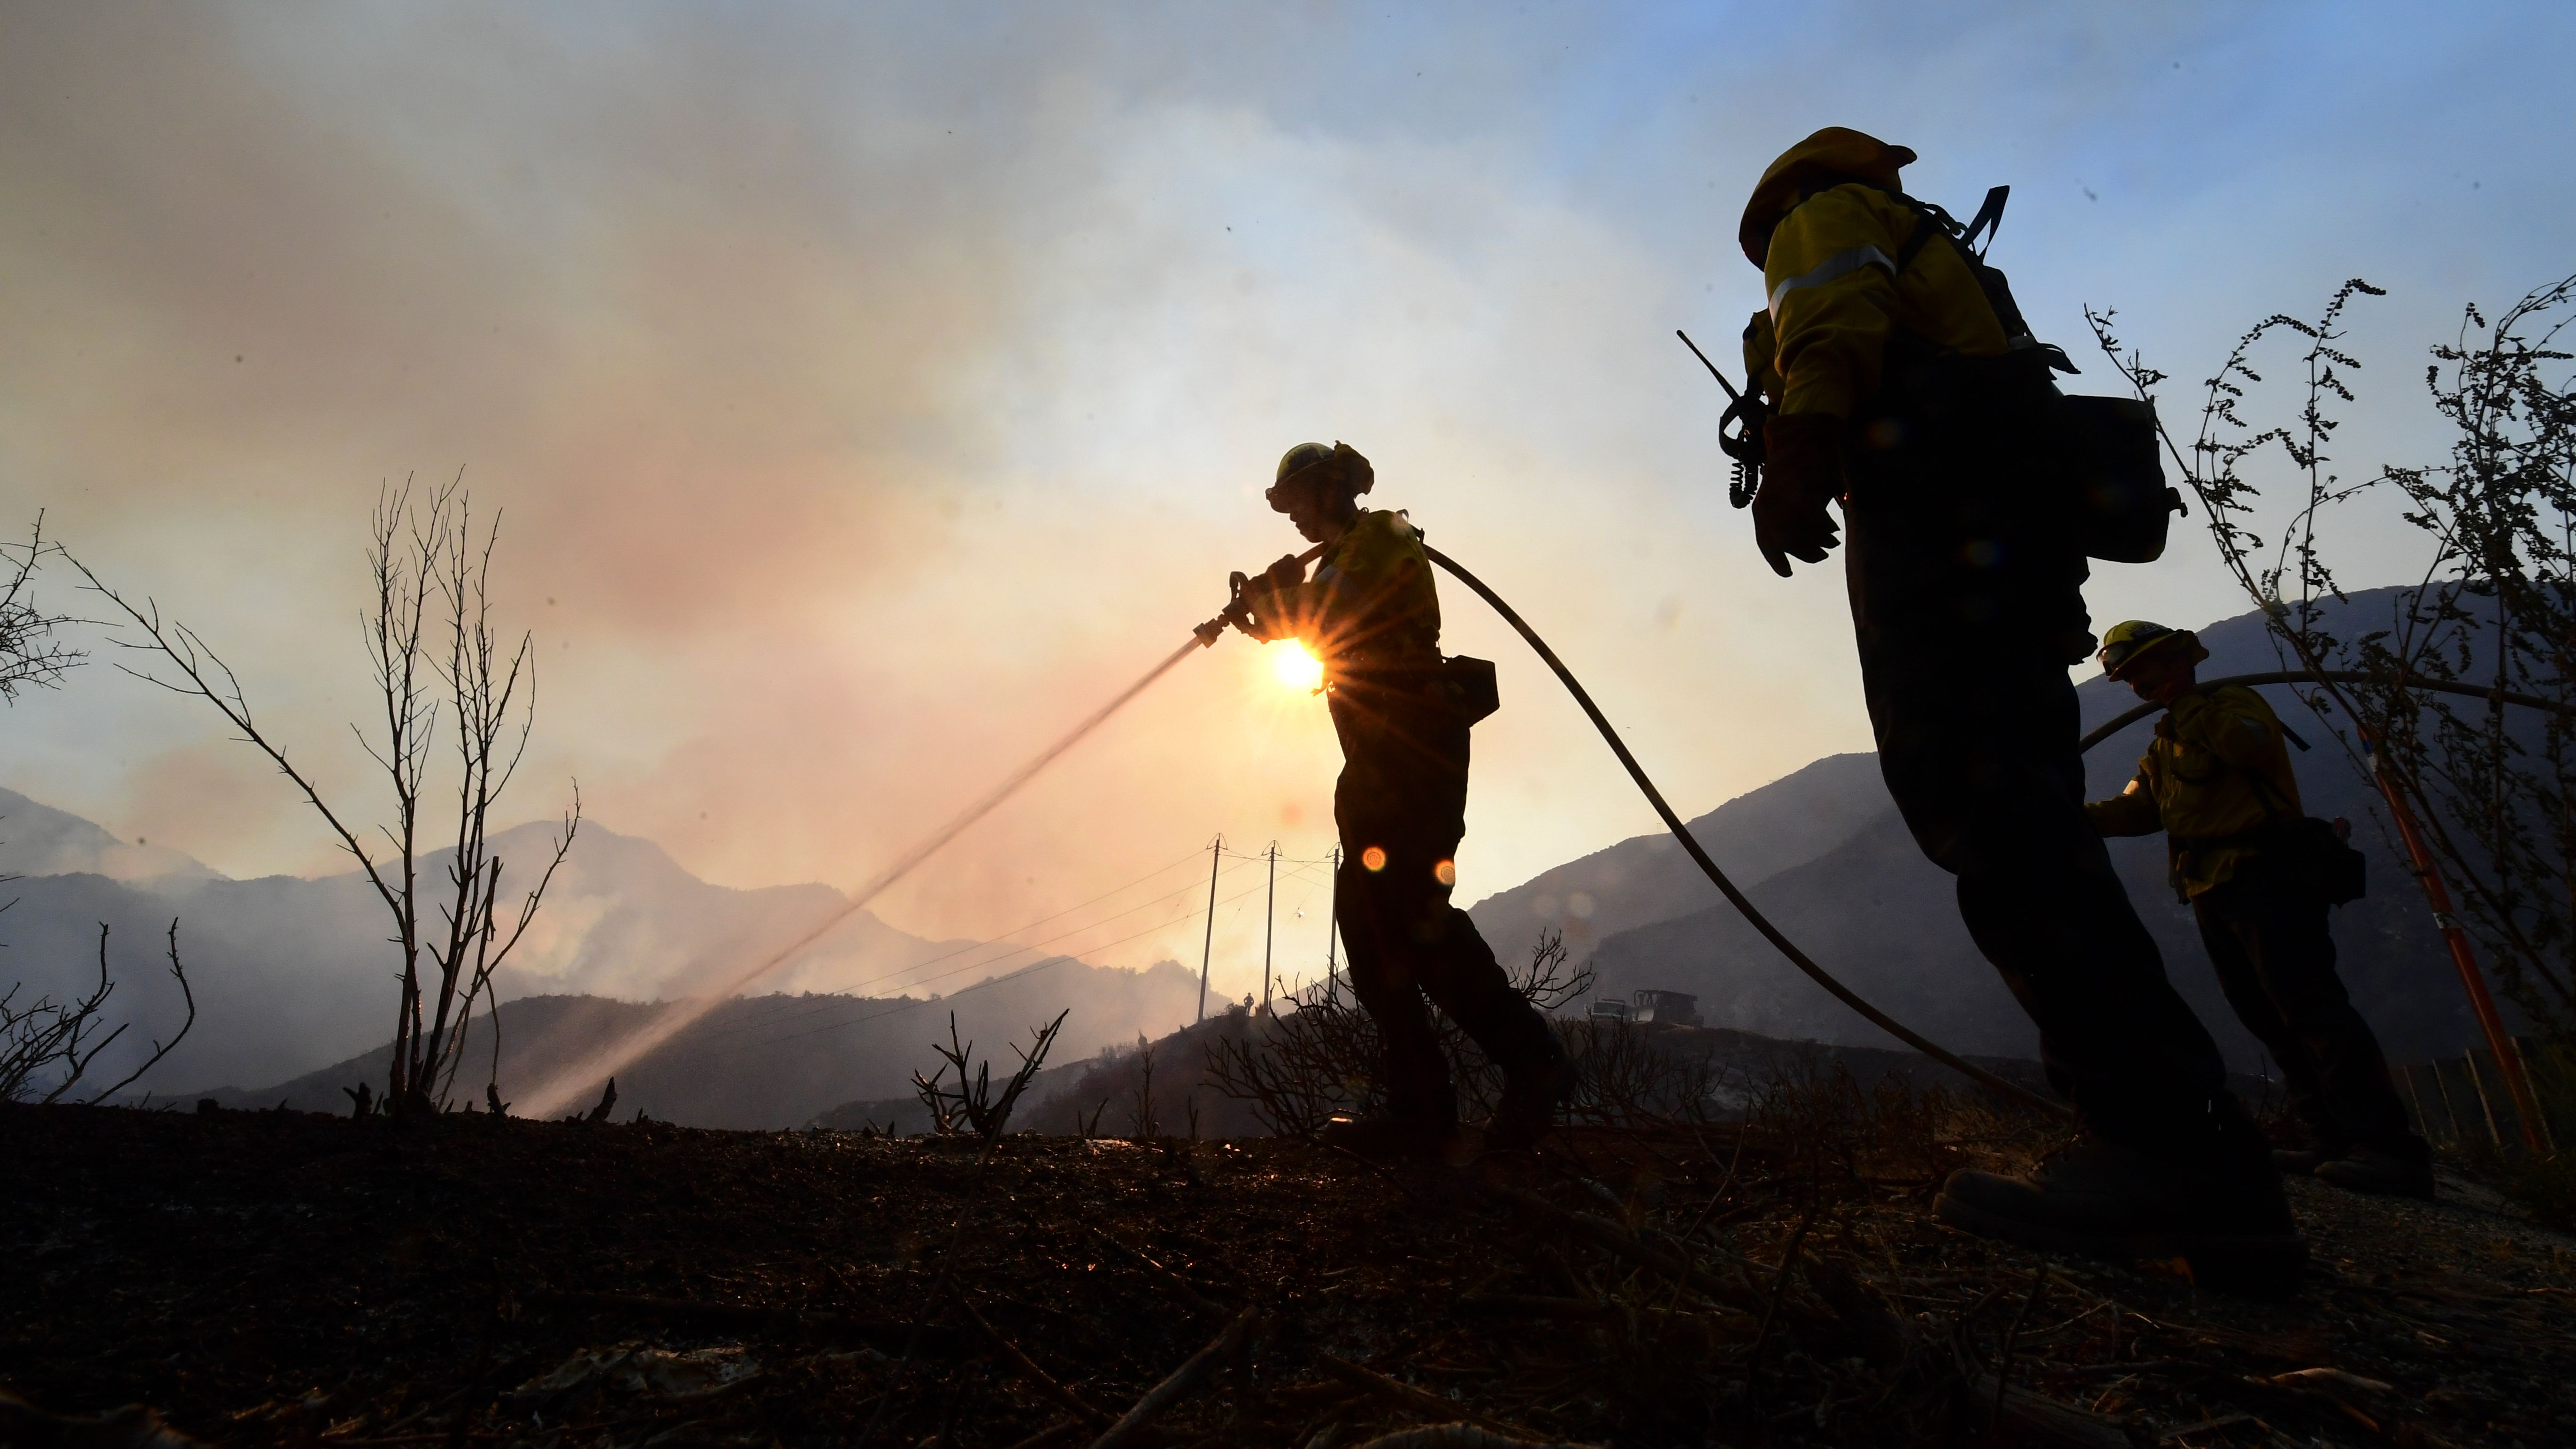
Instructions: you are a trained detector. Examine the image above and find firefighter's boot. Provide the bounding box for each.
[2313,1145,2436,1200]
[1485,1058,1580,1152]
[2269,1146,2338,1174]
[1934,1140,2306,1290]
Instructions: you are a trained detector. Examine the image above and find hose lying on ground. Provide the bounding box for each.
[1422,545,2071,1119]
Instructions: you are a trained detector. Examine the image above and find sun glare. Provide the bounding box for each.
[1270,641,1325,692]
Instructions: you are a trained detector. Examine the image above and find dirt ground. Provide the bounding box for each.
[4,1099,2572,1448]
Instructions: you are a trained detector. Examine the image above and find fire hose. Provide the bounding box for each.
[1404,547,2072,1118]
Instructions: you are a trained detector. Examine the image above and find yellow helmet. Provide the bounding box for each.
[2097,619,2207,679]
[1739,126,1917,267]
[1266,441,1374,512]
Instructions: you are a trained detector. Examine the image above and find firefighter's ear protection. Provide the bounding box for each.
[1330,442,1374,499]
[1266,441,1373,512]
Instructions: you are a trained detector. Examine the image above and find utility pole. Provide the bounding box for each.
[1325,845,1341,996]
[1196,834,1222,1023]
[1261,841,1278,1012]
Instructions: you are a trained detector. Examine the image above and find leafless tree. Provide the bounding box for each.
[1,920,194,1105]
[68,475,579,1117]
[910,1010,1069,1145]
[1127,1032,1161,1141]
[0,511,82,703]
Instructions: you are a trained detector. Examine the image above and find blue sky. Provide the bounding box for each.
[2,0,2567,1002]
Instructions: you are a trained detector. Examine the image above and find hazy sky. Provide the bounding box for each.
[6,1,2569,1006]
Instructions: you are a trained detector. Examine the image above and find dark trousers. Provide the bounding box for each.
[1329,686,1563,1127]
[1841,396,2259,1167]
[2195,862,2427,1159]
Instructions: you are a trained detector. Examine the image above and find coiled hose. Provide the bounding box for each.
[1423,546,2070,1118]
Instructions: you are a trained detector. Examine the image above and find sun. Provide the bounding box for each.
[1268,640,1325,692]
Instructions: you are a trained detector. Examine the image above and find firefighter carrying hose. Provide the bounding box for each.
[1229,441,1572,1158]
[1733,128,2300,1270]
[2088,621,2434,1198]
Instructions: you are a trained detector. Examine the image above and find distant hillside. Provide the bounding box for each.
[0,795,1186,1099]
[1465,753,1888,957]
[0,787,221,882]
[201,957,1200,1129]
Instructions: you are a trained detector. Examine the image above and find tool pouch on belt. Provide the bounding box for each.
[1337,656,1500,727]
[1433,656,1501,726]
[2270,816,2368,906]
[2053,394,2183,564]
[2174,817,2367,908]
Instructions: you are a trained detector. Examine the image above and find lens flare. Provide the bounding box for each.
[1270,640,1325,692]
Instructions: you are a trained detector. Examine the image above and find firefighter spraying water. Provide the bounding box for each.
[1214,441,1572,1159]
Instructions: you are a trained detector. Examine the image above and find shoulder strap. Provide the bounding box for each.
[1780,174,2064,369]
[1957,185,2009,258]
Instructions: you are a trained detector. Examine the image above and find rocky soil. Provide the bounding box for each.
[4,1096,2572,1447]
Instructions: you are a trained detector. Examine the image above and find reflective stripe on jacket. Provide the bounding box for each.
[2085,685,2304,899]
[1241,509,1441,673]
[1758,182,2009,418]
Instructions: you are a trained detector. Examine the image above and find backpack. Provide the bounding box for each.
[1754,177,2186,564]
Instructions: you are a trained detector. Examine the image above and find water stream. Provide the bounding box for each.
[514,635,1209,1120]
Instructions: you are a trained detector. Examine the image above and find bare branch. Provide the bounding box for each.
[0,511,85,702]
[82,919,197,1104]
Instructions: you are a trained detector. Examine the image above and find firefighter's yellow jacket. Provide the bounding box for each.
[1240,509,1441,674]
[1736,128,2009,419]
[2085,685,2304,899]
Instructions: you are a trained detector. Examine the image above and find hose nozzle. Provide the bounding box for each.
[1194,570,1252,648]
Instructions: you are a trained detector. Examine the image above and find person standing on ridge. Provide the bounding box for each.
[1229,441,1572,1158]
[1731,127,2299,1272]
[2087,620,2434,1198]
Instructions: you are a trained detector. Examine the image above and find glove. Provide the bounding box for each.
[1263,554,1308,593]
[1751,413,1845,578]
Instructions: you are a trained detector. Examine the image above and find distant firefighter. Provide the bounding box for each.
[2088,621,2432,1198]
[1228,441,1572,1157]
[1729,127,2298,1272]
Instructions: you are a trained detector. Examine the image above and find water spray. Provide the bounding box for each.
[514,633,1215,1119]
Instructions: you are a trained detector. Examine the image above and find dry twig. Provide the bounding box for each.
[957,1289,1109,1429]
[1314,1354,1538,1439]
[1088,1309,1261,1449]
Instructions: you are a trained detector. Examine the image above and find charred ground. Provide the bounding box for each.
[4,1092,2573,1449]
